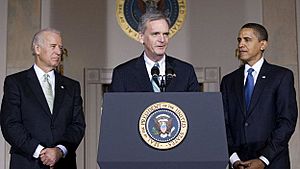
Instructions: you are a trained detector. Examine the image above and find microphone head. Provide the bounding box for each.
[151,66,160,77]
[166,68,175,78]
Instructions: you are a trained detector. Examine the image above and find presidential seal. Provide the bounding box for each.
[139,102,188,150]
[116,0,187,41]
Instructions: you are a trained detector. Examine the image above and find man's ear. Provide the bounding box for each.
[260,40,268,51]
[138,33,144,45]
[34,45,41,55]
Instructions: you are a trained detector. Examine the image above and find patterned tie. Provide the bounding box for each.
[244,68,254,110]
[42,74,54,113]
[151,62,160,92]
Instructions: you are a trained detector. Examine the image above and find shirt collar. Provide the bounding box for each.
[144,52,166,68]
[244,57,264,75]
[34,64,55,81]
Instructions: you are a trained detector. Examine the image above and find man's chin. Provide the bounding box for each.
[238,55,248,61]
[154,52,165,57]
[51,63,60,68]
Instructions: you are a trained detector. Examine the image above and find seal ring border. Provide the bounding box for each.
[116,0,187,41]
[139,101,188,150]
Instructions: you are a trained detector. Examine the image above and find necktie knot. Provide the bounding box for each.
[43,74,50,82]
[247,68,254,74]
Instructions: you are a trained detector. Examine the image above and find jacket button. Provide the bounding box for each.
[245,122,249,127]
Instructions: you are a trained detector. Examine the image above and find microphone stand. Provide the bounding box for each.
[160,75,166,92]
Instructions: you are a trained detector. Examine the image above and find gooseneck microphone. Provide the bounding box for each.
[151,63,176,92]
[151,65,160,78]
[151,65,160,91]
[166,67,175,87]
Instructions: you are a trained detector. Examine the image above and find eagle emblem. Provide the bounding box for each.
[152,114,175,138]
[139,102,188,150]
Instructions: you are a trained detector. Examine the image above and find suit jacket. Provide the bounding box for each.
[220,60,298,169]
[0,67,86,169]
[109,53,200,92]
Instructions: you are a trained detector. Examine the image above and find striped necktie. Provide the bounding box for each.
[151,62,160,92]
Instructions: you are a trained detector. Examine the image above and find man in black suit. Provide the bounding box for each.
[0,28,86,169]
[109,10,199,92]
[221,23,298,169]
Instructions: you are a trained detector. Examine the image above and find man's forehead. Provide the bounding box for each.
[44,32,62,43]
[238,28,257,38]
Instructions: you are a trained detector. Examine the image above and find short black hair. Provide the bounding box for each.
[241,23,268,41]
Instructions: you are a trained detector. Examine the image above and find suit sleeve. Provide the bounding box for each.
[187,65,200,92]
[260,70,298,162]
[220,76,235,156]
[0,76,40,157]
[58,81,86,153]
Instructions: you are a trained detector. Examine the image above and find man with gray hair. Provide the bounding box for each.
[0,28,86,169]
[110,10,199,92]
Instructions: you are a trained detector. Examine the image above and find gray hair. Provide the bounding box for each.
[138,10,171,34]
[31,28,61,55]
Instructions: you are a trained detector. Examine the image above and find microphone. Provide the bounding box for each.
[166,67,175,79]
[151,65,160,91]
[151,65,160,78]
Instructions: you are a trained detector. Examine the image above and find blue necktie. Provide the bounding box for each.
[151,62,160,92]
[245,68,254,110]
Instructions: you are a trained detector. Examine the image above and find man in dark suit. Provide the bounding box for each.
[0,28,86,169]
[220,23,298,169]
[110,10,199,92]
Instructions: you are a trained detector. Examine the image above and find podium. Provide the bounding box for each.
[97,92,228,169]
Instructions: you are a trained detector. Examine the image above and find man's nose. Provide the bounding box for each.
[55,46,62,55]
[238,41,244,48]
[158,34,165,42]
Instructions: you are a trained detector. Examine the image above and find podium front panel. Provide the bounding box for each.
[97,92,228,169]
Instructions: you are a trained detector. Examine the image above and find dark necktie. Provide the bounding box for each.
[245,68,254,110]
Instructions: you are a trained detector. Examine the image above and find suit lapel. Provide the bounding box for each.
[234,66,246,115]
[26,67,52,117]
[135,54,153,91]
[247,61,270,115]
[52,72,65,119]
[165,56,176,91]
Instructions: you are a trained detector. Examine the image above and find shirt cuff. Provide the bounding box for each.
[56,145,68,158]
[259,156,269,166]
[33,144,44,158]
[229,152,240,166]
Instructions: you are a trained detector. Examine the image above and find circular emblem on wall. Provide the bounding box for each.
[139,102,188,150]
[116,0,187,41]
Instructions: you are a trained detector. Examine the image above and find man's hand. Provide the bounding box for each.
[233,160,251,169]
[233,159,265,169]
[242,159,265,169]
[40,147,63,167]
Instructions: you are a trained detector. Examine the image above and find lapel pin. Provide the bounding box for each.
[61,86,64,89]
[262,76,266,79]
